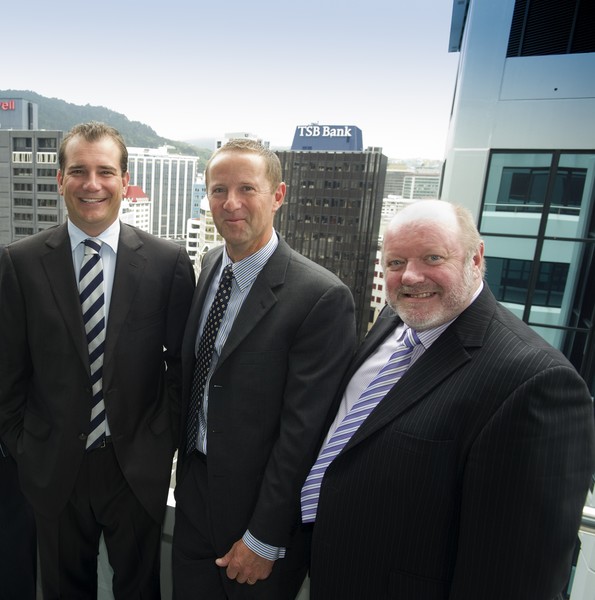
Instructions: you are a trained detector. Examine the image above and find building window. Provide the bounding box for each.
[14,197,33,207]
[37,183,58,193]
[13,167,33,176]
[13,137,32,151]
[507,0,595,57]
[480,150,595,379]
[37,137,58,150]
[486,257,568,308]
[37,168,57,177]
[15,227,34,236]
[38,198,58,207]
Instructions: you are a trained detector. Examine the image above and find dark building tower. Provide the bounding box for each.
[275,136,387,339]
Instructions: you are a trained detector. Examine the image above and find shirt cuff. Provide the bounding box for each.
[242,530,286,560]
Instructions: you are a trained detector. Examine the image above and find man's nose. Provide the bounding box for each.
[223,190,242,211]
[82,174,101,191]
[400,261,425,284]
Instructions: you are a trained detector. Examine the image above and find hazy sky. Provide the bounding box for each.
[4,0,460,159]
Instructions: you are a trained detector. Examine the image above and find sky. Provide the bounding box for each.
[3,0,460,159]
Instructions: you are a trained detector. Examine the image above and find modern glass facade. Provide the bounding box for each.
[479,150,595,394]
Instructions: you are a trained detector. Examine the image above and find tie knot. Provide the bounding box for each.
[84,238,102,255]
[403,327,421,349]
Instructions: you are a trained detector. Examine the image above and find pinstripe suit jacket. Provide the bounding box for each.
[310,285,595,600]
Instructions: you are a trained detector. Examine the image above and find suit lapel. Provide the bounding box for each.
[41,224,89,371]
[217,240,290,365]
[103,225,145,371]
[342,287,496,453]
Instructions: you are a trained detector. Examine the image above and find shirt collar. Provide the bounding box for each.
[68,219,121,254]
[222,230,279,291]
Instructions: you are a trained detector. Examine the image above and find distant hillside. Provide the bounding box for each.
[0,89,212,168]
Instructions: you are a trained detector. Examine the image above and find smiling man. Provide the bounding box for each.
[173,139,357,599]
[305,199,595,600]
[0,122,195,598]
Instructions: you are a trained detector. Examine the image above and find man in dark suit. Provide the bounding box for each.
[172,139,356,599]
[305,199,595,599]
[0,122,195,598]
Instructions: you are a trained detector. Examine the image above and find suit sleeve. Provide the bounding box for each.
[450,364,595,600]
[162,247,195,443]
[247,281,356,546]
[0,248,32,456]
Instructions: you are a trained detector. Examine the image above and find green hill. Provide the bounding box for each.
[0,89,212,168]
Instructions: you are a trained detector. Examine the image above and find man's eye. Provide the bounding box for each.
[387,260,403,269]
[427,255,443,263]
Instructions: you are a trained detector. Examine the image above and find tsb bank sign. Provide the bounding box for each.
[297,125,352,138]
[291,124,363,151]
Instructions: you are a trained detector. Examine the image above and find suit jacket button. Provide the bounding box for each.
[78,433,87,441]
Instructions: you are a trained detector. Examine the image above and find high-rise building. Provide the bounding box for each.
[275,127,387,337]
[402,173,440,199]
[443,0,595,392]
[127,146,198,240]
[0,97,38,130]
[0,128,64,246]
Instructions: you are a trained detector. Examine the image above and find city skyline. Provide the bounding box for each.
[3,0,459,159]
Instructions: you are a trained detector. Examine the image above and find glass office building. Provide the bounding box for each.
[442,0,595,394]
[275,146,387,338]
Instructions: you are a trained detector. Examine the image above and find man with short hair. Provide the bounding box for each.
[306,199,595,600]
[0,122,195,598]
[173,139,357,599]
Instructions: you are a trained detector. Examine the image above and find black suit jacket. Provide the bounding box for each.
[178,237,356,554]
[310,285,595,600]
[0,222,195,522]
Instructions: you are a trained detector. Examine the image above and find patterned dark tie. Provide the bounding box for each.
[301,327,421,523]
[79,238,106,451]
[186,264,234,455]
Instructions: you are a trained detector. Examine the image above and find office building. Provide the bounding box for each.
[120,185,151,232]
[442,0,595,394]
[0,128,64,246]
[127,146,198,240]
[0,97,39,130]
[275,126,387,337]
[402,173,440,199]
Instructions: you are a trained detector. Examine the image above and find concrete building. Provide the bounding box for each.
[0,128,64,246]
[275,129,387,337]
[120,185,151,232]
[402,173,440,199]
[127,146,198,241]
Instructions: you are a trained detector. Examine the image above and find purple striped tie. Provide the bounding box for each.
[79,238,106,450]
[301,327,421,523]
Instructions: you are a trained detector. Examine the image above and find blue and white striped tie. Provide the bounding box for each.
[301,327,421,523]
[79,238,106,451]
